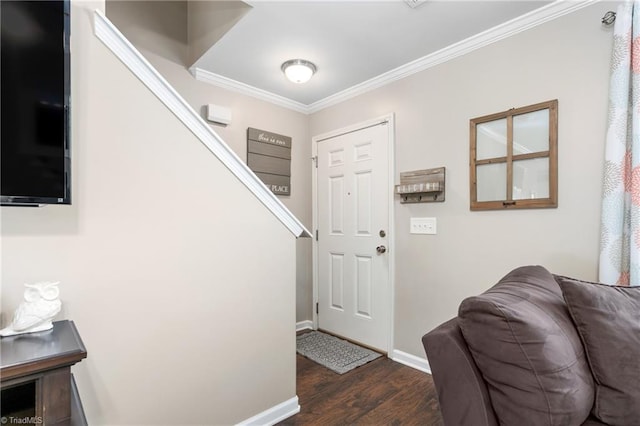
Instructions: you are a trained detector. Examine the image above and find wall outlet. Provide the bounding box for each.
[410,217,437,235]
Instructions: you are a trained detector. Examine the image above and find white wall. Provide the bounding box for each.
[0,5,616,423]
[144,52,314,324]
[127,1,615,347]
[187,1,252,67]
[105,0,188,65]
[310,2,615,357]
[106,0,314,323]
[1,1,297,423]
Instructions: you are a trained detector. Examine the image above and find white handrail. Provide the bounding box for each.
[93,10,310,238]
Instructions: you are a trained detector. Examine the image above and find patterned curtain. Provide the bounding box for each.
[600,1,640,287]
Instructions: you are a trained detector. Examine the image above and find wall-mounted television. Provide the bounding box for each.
[1,0,71,206]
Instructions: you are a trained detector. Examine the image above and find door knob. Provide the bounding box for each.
[376,245,387,254]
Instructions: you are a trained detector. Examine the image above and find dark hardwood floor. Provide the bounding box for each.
[279,351,444,426]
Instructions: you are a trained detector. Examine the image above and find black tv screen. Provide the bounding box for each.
[1,0,71,206]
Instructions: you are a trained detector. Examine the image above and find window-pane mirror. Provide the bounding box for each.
[513,109,549,155]
[476,118,507,160]
[470,99,557,210]
[512,158,549,200]
[477,163,507,202]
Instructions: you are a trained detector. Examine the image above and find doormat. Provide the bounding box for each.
[296,331,382,374]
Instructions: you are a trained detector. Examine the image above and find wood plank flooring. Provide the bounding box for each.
[279,351,444,426]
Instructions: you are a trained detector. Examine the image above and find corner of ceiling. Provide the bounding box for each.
[187,0,253,68]
[192,0,598,116]
[189,67,311,114]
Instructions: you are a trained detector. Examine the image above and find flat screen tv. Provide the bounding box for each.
[1,0,71,206]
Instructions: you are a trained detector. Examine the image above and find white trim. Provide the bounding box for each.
[306,0,596,113]
[190,67,310,114]
[192,0,597,114]
[311,138,319,330]
[386,116,396,357]
[391,350,432,374]
[311,114,396,352]
[236,396,300,426]
[93,10,310,239]
[296,320,313,331]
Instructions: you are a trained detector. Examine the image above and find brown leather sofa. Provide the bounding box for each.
[422,265,640,426]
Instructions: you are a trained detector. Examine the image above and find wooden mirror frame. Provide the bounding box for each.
[469,99,558,211]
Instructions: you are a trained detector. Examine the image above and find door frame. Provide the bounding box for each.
[311,113,396,353]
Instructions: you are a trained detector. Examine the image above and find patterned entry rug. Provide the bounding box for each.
[296,331,382,374]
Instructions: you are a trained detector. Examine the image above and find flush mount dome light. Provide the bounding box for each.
[281,59,317,84]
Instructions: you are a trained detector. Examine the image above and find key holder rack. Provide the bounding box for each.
[395,167,445,203]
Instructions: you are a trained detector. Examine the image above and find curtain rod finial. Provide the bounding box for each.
[602,11,616,26]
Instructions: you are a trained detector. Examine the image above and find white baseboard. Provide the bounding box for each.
[237,396,300,426]
[391,349,432,374]
[296,320,313,332]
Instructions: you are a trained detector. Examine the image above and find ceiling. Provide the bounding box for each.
[192,1,557,109]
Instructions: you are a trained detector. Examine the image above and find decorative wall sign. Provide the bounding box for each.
[247,128,291,195]
[395,167,446,203]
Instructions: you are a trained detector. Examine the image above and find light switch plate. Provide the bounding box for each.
[410,217,437,235]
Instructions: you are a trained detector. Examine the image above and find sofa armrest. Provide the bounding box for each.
[422,318,498,426]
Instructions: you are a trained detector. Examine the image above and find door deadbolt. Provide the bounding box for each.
[379,230,386,237]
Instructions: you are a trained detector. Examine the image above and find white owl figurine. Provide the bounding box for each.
[0,281,62,337]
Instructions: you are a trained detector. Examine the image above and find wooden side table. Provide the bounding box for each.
[1,320,88,425]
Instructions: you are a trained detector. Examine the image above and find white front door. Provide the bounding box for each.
[314,117,393,352]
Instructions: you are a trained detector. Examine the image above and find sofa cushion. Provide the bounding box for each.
[458,265,594,426]
[423,318,499,426]
[556,276,640,426]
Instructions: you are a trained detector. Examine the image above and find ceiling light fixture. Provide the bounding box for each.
[281,59,317,84]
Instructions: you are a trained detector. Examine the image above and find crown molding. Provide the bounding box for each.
[190,67,310,114]
[192,0,597,115]
[307,0,598,113]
